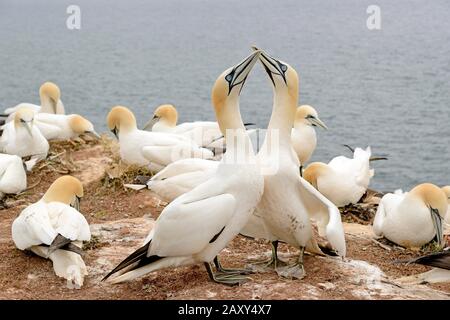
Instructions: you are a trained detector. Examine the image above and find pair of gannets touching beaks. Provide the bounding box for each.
[12,176,91,289]
[103,48,346,285]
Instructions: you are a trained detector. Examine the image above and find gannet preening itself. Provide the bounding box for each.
[396,249,450,284]
[292,105,327,168]
[0,154,27,199]
[0,107,49,171]
[12,176,91,288]
[103,51,264,286]
[3,82,65,115]
[107,106,214,172]
[239,48,345,279]
[32,113,100,141]
[443,186,450,224]
[147,158,219,203]
[303,146,375,207]
[373,183,448,249]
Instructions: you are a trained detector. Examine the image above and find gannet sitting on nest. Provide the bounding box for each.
[12,176,91,288]
[107,106,213,173]
[292,105,327,170]
[303,146,381,207]
[0,154,27,199]
[103,51,264,286]
[3,82,65,116]
[0,106,49,171]
[373,183,448,249]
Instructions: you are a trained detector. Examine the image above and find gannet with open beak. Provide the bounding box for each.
[239,48,345,279]
[292,105,327,168]
[3,82,65,115]
[103,51,264,286]
[12,176,91,288]
[0,154,27,199]
[373,183,448,249]
[0,106,49,171]
[107,106,214,173]
[303,146,375,207]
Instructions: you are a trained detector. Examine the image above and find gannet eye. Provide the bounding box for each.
[20,119,26,123]
[280,64,287,72]
[225,74,233,82]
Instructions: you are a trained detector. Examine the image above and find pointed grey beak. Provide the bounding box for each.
[430,207,444,248]
[72,196,81,211]
[308,116,328,130]
[24,121,33,137]
[252,47,287,86]
[225,50,261,95]
[143,115,160,131]
[85,130,101,139]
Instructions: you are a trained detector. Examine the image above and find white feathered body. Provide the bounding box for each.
[153,121,222,147]
[0,154,27,195]
[291,125,316,165]
[33,113,78,140]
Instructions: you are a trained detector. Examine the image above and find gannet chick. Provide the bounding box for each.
[0,154,27,199]
[442,186,450,224]
[33,113,100,141]
[144,104,224,148]
[12,176,91,288]
[292,105,327,167]
[240,48,345,279]
[103,51,264,286]
[3,82,65,115]
[373,183,448,249]
[147,158,219,203]
[0,107,49,171]
[303,146,374,207]
[107,106,213,173]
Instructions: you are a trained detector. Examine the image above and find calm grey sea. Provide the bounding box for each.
[0,0,449,191]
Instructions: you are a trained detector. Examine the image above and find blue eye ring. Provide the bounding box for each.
[280,64,287,72]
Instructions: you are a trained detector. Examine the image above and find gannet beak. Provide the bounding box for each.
[143,115,160,131]
[111,127,119,139]
[308,116,328,130]
[226,50,261,95]
[72,195,81,211]
[252,46,287,85]
[85,130,101,139]
[430,207,444,248]
[24,121,33,137]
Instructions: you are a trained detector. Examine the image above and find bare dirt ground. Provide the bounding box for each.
[0,137,449,300]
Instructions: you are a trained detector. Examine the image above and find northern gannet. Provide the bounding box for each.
[239,49,346,279]
[0,154,27,199]
[103,51,264,285]
[32,113,100,141]
[373,183,448,249]
[303,146,375,207]
[107,106,214,172]
[292,105,327,169]
[11,176,91,288]
[3,82,65,115]
[147,158,219,203]
[0,106,49,171]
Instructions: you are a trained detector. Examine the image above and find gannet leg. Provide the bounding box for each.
[204,262,250,286]
[213,256,252,275]
[247,241,287,271]
[276,246,306,280]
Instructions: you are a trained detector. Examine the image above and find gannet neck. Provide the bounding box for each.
[107,106,138,135]
[154,104,178,127]
[303,162,329,189]
[39,82,60,114]
[42,175,83,205]
[267,91,298,137]
[409,183,448,217]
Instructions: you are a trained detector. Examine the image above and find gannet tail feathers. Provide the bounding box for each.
[395,250,450,270]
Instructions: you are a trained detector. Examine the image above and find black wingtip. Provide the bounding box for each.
[342,144,355,153]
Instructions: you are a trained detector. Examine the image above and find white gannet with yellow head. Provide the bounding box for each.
[292,105,327,168]
[442,186,450,224]
[373,183,448,249]
[12,175,91,288]
[0,106,49,171]
[238,48,345,279]
[0,154,27,199]
[107,105,213,173]
[3,82,65,115]
[32,113,100,141]
[144,104,226,148]
[103,51,264,286]
[303,146,376,207]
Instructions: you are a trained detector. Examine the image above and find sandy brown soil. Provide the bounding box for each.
[0,137,449,300]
